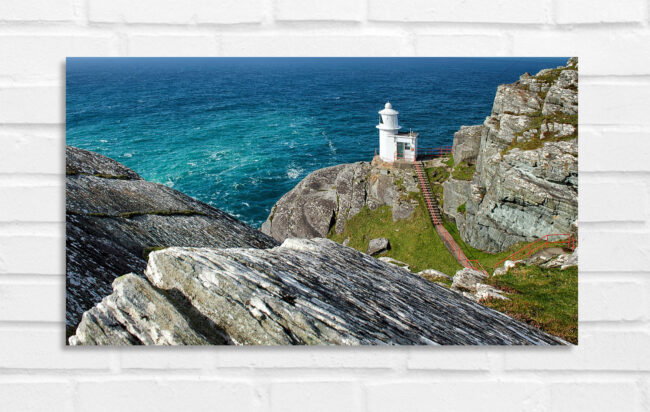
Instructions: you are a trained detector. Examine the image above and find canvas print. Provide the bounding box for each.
[66,57,578,345]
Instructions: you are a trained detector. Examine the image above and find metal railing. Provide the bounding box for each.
[417,146,452,160]
[493,233,577,269]
[374,146,453,163]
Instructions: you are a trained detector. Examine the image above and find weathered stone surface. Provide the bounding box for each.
[452,125,482,166]
[66,146,278,331]
[367,237,390,255]
[524,247,565,266]
[451,268,488,293]
[261,161,420,242]
[378,256,410,270]
[66,145,141,179]
[417,268,452,281]
[476,284,509,302]
[541,247,578,269]
[443,58,578,252]
[71,238,566,345]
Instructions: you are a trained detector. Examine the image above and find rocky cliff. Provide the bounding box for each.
[70,238,565,345]
[66,146,278,332]
[442,58,578,252]
[261,160,420,242]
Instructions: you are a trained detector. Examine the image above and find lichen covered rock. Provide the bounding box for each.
[443,58,578,252]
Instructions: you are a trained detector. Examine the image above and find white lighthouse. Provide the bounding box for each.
[376,102,418,163]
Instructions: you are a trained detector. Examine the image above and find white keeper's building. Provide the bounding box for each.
[376,102,418,163]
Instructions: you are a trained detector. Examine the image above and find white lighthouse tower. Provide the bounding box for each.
[376,102,418,163]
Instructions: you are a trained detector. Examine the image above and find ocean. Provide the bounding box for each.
[66,57,568,227]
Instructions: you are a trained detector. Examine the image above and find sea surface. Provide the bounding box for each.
[66,57,568,227]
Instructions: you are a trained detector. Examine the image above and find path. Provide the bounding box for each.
[414,161,487,275]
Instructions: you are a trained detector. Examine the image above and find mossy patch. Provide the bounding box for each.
[502,111,578,154]
[451,161,476,181]
[456,202,466,215]
[444,154,454,168]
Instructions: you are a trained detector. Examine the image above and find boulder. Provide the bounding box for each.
[541,247,578,269]
[452,125,482,166]
[367,237,390,255]
[261,161,420,242]
[70,238,565,345]
[451,268,488,293]
[476,284,509,302]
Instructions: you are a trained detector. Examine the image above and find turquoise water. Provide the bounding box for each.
[66,57,567,227]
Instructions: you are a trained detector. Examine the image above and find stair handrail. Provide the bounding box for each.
[493,233,577,269]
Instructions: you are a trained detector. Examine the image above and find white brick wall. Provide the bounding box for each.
[1,0,648,410]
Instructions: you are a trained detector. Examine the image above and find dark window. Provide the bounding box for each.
[379,115,383,124]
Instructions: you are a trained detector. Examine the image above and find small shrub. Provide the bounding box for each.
[457,202,466,215]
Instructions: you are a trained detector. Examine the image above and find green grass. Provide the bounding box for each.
[425,166,449,205]
[328,197,462,275]
[502,111,578,154]
[456,202,466,215]
[425,166,450,184]
[444,154,454,168]
[482,265,578,344]
[451,161,476,181]
[441,219,525,273]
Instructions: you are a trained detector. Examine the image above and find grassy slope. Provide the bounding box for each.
[442,219,522,273]
[329,153,577,342]
[482,265,578,344]
[328,195,463,275]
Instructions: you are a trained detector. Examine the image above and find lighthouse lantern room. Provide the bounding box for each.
[376,102,418,163]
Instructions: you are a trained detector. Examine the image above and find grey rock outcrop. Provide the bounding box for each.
[261,161,420,242]
[452,125,482,166]
[71,238,565,345]
[451,268,488,293]
[451,268,508,302]
[443,58,578,252]
[66,146,278,332]
[417,268,452,281]
[541,247,578,269]
[367,237,390,255]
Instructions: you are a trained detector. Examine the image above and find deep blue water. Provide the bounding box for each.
[66,57,568,227]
